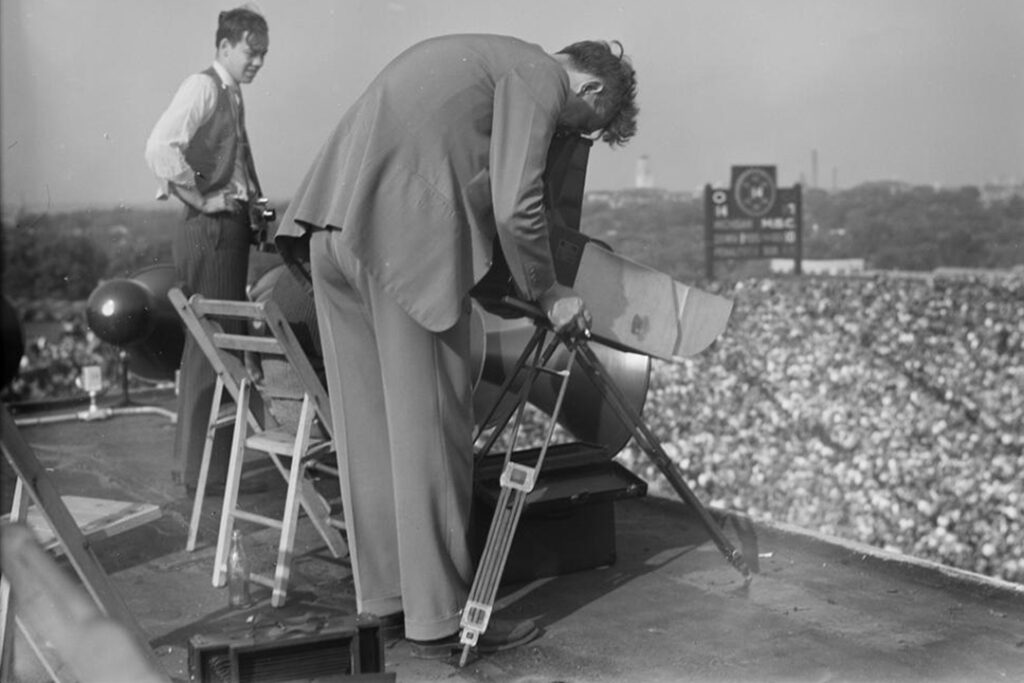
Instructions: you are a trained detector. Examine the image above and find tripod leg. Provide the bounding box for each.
[473,327,565,459]
[473,327,548,457]
[571,339,754,582]
[459,339,577,666]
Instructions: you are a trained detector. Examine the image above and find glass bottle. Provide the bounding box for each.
[227,529,253,608]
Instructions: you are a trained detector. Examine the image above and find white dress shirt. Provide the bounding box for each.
[145,61,251,202]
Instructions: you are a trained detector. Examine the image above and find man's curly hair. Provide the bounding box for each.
[557,40,638,146]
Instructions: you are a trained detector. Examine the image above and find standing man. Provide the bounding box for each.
[145,7,269,497]
[276,34,638,658]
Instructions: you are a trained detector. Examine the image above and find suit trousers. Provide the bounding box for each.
[309,229,475,641]
[172,207,250,487]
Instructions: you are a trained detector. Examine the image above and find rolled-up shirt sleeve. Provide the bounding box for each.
[145,74,217,198]
[489,63,568,301]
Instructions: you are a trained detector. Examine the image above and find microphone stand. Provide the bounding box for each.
[13,351,176,427]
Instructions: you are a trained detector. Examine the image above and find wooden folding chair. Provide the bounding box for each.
[168,288,346,607]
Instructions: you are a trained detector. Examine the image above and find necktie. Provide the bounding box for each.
[232,88,260,197]
[233,88,246,139]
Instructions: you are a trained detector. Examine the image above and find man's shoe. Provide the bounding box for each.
[407,632,460,660]
[477,618,539,654]
[407,618,539,660]
[375,611,405,643]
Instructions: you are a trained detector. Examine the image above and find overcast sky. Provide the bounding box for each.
[2,0,1022,211]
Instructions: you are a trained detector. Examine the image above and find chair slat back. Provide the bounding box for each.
[258,299,334,439]
[169,287,332,439]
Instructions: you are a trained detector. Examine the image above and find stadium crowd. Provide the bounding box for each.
[4,272,1022,584]
[3,313,121,404]
[622,272,1023,584]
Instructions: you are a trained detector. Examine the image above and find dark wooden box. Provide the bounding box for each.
[187,612,390,683]
[471,442,647,585]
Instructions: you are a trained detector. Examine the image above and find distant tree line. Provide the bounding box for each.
[2,206,177,305]
[583,183,1024,283]
[802,184,1023,271]
[1,183,1022,304]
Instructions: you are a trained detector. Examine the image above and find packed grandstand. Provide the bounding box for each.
[6,270,1023,585]
[625,271,1023,584]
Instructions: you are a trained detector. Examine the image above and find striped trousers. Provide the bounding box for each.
[309,229,475,641]
[171,207,250,488]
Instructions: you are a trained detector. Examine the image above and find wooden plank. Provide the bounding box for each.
[0,406,161,673]
[2,497,161,554]
[189,298,264,319]
[210,333,283,355]
[247,428,328,453]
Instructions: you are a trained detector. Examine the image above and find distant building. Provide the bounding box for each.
[855,180,916,195]
[585,187,693,209]
[932,266,1019,281]
[979,180,1023,206]
[771,258,865,275]
[635,155,655,189]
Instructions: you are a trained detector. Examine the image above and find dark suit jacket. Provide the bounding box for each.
[277,34,571,331]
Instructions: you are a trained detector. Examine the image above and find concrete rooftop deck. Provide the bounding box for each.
[3,393,1023,683]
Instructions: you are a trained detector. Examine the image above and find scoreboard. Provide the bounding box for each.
[704,165,803,279]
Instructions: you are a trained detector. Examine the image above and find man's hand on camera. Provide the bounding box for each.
[538,283,592,337]
[170,184,239,214]
[201,191,240,214]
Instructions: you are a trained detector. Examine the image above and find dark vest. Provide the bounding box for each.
[184,67,240,196]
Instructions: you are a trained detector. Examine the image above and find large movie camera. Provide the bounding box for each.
[458,135,748,662]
